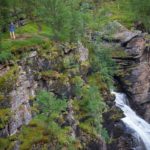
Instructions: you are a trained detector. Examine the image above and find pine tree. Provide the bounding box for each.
[37,0,83,41]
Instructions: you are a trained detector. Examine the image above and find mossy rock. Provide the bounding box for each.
[66,67,80,77]
[88,72,108,92]
[41,70,62,80]
[63,55,78,69]
[79,123,97,137]
[0,138,11,150]
[0,66,19,94]
[111,48,127,58]
[0,108,11,129]
[70,76,84,87]
[0,94,4,102]
[110,108,123,121]
[80,61,90,76]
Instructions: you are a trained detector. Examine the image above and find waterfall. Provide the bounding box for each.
[112,91,150,150]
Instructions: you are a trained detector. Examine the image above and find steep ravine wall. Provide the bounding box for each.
[114,32,150,122]
[96,21,150,150]
[1,21,149,150]
[0,43,107,150]
[97,21,150,122]
[0,65,36,137]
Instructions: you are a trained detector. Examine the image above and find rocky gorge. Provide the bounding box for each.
[0,40,108,149]
[0,20,150,150]
[99,21,150,150]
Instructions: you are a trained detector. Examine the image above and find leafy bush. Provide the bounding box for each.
[36,90,67,122]
[0,66,19,94]
[80,85,106,132]
[90,42,116,87]
[16,91,78,149]
[37,0,84,42]
[0,50,12,63]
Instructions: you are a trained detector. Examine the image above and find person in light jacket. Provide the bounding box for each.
[9,22,16,39]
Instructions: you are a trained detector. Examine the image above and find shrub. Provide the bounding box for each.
[81,86,106,132]
[36,90,67,122]
[89,42,116,87]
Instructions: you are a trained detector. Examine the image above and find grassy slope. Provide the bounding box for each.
[0,0,135,63]
[87,0,135,31]
[0,23,53,63]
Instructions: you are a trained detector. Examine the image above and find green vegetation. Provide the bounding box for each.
[0,0,150,149]
[129,0,150,31]
[36,90,67,121]
[89,42,116,87]
[0,66,18,130]
[37,0,84,41]
[76,85,106,132]
[0,108,11,129]
[13,91,81,149]
[0,66,19,94]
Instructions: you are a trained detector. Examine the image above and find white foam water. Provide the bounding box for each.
[112,91,150,150]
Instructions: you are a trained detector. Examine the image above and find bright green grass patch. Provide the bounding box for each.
[16,23,52,37]
[0,35,48,62]
[1,36,46,51]
[0,22,53,63]
[16,23,38,34]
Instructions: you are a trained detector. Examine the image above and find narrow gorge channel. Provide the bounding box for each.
[112,91,150,150]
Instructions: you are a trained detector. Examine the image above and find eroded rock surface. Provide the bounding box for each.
[99,21,150,122]
[0,42,106,149]
[98,21,150,150]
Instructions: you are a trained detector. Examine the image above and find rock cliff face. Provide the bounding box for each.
[2,21,149,149]
[98,21,150,122]
[0,65,35,137]
[96,21,150,150]
[0,42,106,149]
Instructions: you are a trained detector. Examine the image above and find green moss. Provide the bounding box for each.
[40,70,62,79]
[71,76,84,87]
[0,108,11,129]
[18,123,47,150]
[79,123,97,137]
[110,109,123,121]
[66,67,80,76]
[63,55,77,69]
[11,36,46,55]
[88,72,108,92]
[0,94,4,102]
[111,49,127,58]
[0,138,10,150]
[0,66,19,94]
[17,119,77,150]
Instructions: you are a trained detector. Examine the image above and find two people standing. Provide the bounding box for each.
[9,22,16,39]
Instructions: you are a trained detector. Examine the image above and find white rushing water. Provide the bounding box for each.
[112,91,150,150]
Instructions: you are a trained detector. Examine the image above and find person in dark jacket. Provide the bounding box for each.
[9,22,16,39]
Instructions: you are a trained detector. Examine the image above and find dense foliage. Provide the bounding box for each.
[0,0,150,149]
